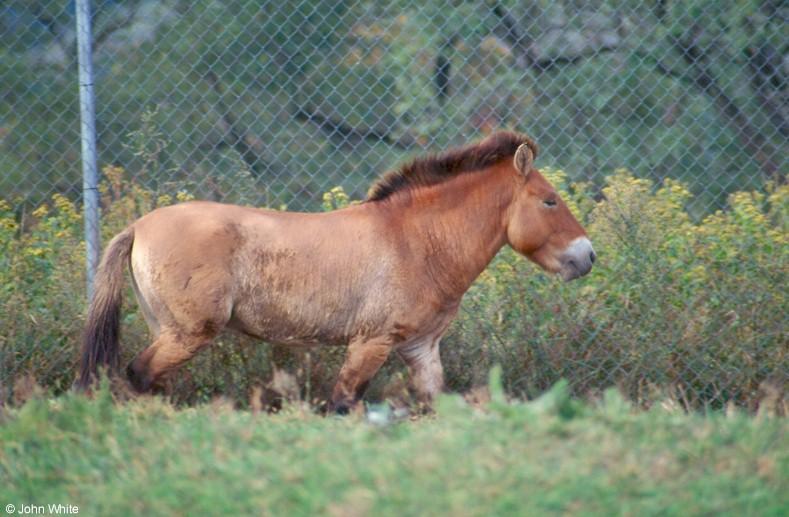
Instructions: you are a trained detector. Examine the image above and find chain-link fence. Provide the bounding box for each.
[1,0,786,409]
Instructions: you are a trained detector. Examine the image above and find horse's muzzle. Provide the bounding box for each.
[559,237,595,281]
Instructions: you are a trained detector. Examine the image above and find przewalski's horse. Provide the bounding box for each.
[77,131,595,411]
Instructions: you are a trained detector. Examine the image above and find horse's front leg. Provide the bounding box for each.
[329,337,392,414]
[397,336,444,408]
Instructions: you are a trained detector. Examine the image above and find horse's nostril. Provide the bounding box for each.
[589,251,596,264]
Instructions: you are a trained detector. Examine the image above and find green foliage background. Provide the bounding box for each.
[1,0,786,214]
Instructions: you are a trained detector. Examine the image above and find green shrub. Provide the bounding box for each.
[0,169,785,410]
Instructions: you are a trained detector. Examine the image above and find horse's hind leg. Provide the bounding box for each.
[126,325,220,393]
[127,251,233,392]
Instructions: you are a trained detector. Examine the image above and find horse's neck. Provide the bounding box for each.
[396,167,514,301]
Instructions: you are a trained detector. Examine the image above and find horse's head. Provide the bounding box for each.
[505,143,595,281]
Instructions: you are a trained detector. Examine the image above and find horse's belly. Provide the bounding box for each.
[226,295,354,347]
[227,229,395,346]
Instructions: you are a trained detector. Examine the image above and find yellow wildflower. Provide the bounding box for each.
[176,190,194,203]
[32,204,49,218]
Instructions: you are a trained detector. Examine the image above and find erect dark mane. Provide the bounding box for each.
[366,131,538,202]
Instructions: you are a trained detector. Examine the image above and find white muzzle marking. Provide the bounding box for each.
[559,237,595,281]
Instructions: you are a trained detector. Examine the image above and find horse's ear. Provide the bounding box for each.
[514,143,534,177]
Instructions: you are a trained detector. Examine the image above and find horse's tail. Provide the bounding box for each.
[76,226,135,390]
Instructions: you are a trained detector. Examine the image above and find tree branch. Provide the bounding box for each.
[205,71,268,176]
[293,105,416,150]
[92,5,140,52]
[676,33,782,182]
[744,45,787,137]
[635,44,782,183]
[488,1,619,72]
[488,1,535,69]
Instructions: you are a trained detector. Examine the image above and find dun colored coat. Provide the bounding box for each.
[77,132,595,411]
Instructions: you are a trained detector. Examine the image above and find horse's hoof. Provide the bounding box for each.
[327,400,353,415]
[125,362,151,393]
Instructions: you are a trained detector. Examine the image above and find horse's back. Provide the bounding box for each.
[131,201,259,282]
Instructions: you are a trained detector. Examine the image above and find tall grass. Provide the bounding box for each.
[0,378,786,516]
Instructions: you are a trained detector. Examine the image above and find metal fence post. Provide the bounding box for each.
[76,0,100,301]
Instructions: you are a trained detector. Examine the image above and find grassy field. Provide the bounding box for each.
[1,378,786,517]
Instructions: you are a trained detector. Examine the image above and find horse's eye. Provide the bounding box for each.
[543,199,557,207]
